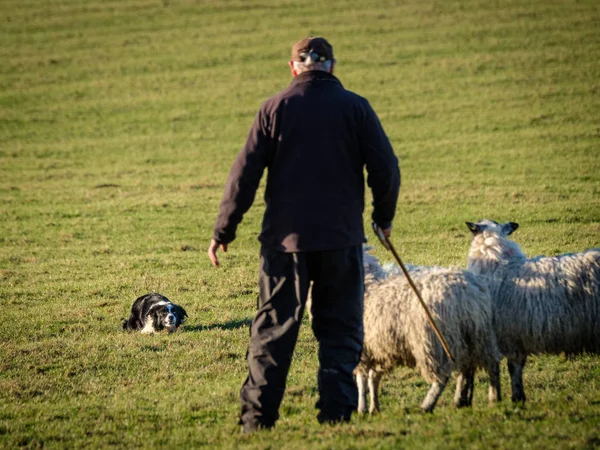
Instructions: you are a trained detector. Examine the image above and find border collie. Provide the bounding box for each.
[122,293,188,334]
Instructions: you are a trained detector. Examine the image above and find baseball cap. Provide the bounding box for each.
[291,37,334,62]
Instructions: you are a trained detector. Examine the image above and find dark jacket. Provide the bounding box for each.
[213,70,400,252]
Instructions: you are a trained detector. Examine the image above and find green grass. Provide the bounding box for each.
[1,0,599,448]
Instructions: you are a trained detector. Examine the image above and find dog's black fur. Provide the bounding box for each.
[122,293,188,333]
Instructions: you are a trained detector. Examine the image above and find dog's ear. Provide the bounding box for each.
[149,305,163,325]
[174,304,188,318]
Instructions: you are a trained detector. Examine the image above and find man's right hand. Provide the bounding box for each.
[208,239,228,268]
[372,222,392,240]
[380,226,392,239]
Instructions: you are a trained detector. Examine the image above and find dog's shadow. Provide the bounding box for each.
[185,318,252,332]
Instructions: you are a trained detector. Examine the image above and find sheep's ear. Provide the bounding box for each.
[466,222,480,235]
[506,222,519,235]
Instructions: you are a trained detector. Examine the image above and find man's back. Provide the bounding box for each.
[255,70,398,252]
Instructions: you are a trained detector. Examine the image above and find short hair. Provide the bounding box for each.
[292,59,333,74]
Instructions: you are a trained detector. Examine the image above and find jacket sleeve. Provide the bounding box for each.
[212,108,270,244]
[360,100,401,230]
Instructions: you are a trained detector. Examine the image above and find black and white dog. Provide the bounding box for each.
[122,293,188,334]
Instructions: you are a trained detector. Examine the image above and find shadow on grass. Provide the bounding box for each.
[186,318,252,332]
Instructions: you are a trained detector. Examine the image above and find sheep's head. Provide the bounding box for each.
[362,245,393,284]
[466,220,524,273]
[466,220,519,237]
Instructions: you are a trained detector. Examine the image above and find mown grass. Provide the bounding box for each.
[1,0,599,448]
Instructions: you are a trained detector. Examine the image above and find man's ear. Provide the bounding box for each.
[288,60,297,77]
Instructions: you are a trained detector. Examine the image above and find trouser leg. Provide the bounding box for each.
[240,248,309,429]
[309,246,364,423]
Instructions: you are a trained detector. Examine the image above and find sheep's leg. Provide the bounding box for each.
[356,371,368,414]
[508,355,527,403]
[368,369,382,414]
[454,369,474,408]
[420,376,449,413]
[487,361,502,405]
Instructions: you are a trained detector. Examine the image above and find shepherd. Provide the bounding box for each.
[208,36,400,432]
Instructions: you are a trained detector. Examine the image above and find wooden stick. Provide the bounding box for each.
[372,223,455,363]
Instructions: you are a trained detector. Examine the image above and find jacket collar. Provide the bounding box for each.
[291,70,343,88]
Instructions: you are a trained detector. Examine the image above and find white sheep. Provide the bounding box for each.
[356,252,502,413]
[466,219,600,402]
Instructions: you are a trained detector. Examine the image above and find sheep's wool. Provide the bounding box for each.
[356,250,501,412]
[467,221,600,357]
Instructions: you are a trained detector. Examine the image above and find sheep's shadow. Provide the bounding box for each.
[185,318,252,332]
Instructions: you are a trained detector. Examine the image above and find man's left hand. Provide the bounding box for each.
[208,239,228,268]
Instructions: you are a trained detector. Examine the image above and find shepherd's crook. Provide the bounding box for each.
[372,223,455,363]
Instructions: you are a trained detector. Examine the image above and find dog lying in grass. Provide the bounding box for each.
[122,293,188,334]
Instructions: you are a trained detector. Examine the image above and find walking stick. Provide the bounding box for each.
[372,223,455,363]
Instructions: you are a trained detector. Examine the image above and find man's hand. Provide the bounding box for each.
[208,239,228,268]
[373,223,392,238]
[372,222,393,249]
[380,226,392,239]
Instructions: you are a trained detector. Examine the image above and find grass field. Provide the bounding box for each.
[1,0,599,448]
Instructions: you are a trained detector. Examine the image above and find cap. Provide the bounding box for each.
[291,37,334,62]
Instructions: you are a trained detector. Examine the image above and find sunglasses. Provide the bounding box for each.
[299,51,328,63]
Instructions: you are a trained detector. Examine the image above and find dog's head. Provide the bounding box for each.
[147,302,188,333]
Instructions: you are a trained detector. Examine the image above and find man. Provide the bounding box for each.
[208,36,400,431]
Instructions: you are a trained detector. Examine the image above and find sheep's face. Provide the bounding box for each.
[363,249,385,277]
[466,220,519,237]
[466,220,524,272]
[362,245,394,283]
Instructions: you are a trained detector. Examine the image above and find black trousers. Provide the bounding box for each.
[239,246,364,427]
